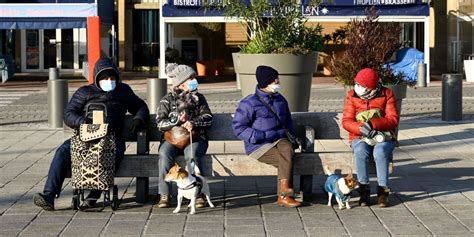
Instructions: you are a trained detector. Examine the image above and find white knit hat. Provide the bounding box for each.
[166,63,196,87]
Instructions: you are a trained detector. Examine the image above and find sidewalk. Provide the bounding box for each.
[0,76,473,236]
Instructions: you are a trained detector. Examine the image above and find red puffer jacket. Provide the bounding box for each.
[342,87,400,142]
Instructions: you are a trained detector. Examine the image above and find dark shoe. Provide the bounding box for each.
[377,186,390,208]
[357,184,371,206]
[195,194,206,208]
[33,192,55,211]
[81,190,102,208]
[156,194,170,208]
[277,179,301,208]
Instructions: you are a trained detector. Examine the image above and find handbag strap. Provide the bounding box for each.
[257,96,286,129]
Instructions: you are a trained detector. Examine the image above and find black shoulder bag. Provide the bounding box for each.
[257,96,300,149]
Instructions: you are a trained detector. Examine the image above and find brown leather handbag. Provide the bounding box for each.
[164,126,199,149]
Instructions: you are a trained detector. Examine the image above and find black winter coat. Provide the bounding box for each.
[63,58,149,137]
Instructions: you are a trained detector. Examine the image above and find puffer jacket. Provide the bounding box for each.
[342,87,399,142]
[63,58,149,137]
[156,91,213,138]
[232,86,295,155]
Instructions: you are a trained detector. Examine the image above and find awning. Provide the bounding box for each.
[0,0,114,29]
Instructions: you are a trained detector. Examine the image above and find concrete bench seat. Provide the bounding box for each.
[118,112,352,203]
[68,112,353,203]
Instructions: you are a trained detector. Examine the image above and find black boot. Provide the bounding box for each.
[377,186,390,208]
[33,192,55,211]
[357,184,371,206]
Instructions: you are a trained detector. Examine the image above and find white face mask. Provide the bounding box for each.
[354,84,371,97]
[99,80,116,92]
[268,84,281,93]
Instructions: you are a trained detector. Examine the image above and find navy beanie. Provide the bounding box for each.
[256,65,279,88]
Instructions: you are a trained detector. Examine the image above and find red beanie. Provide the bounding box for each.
[354,68,379,89]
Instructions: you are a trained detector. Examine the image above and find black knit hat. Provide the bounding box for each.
[256,65,279,88]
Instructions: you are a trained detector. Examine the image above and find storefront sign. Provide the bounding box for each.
[163,0,429,17]
[171,0,424,7]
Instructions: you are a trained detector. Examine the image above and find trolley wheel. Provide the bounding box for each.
[72,189,80,210]
[111,185,119,210]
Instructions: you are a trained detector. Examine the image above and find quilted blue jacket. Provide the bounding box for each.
[232,87,296,155]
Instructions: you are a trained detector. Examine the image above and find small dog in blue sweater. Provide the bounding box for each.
[324,166,358,210]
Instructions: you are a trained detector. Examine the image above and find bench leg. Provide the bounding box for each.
[136,177,149,204]
[300,175,313,202]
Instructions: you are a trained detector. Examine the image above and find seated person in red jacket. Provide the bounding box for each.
[342,68,400,208]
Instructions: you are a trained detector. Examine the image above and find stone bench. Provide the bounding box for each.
[117,112,352,203]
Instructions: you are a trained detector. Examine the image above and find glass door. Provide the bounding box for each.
[43,29,57,69]
[25,30,40,70]
[60,29,74,69]
[133,10,160,68]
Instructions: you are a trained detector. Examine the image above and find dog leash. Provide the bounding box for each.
[188,129,200,175]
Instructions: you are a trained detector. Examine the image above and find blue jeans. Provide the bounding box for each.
[352,138,395,187]
[43,139,125,197]
[158,139,208,195]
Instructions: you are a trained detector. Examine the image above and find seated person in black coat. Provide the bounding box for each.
[33,58,149,211]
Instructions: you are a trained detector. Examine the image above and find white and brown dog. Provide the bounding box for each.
[164,163,214,215]
[324,166,358,210]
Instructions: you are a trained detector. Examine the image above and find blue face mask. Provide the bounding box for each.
[187,79,198,91]
[99,80,116,92]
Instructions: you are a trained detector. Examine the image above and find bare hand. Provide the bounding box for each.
[181,121,193,132]
[179,112,188,122]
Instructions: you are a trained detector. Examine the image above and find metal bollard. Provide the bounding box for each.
[147,78,167,115]
[417,63,427,87]
[442,74,462,121]
[48,68,68,128]
[49,67,59,80]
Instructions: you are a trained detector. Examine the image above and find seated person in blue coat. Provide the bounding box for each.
[232,65,301,208]
[33,58,149,211]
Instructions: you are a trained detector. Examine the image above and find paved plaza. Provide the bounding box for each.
[0,77,473,236]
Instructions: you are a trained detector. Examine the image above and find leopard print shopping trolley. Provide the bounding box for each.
[70,105,119,211]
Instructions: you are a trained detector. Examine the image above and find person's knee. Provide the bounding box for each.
[374,145,393,160]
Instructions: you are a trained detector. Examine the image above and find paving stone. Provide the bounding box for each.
[111,212,150,221]
[143,220,185,235]
[0,230,24,237]
[74,211,112,219]
[185,221,223,231]
[226,217,263,226]
[183,230,224,237]
[386,224,431,235]
[60,226,106,237]
[306,227,348,237]
[20,223,67,236]
[102,220,146,236]
[349,232,390,237]
[266,230,306,237]
[226,225,265,235]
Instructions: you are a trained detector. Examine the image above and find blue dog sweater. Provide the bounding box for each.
[324,174,351,202]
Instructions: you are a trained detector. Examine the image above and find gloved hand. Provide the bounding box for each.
[359,122,377,138]
[131,119,146,134]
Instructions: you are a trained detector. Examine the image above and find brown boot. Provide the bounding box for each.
[377,186,390,208]
[277,179,301,208]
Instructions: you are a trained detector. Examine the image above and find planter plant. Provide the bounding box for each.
[192,23,225,76]
[331,7,416,89]
[321,25,349,76]
[332,7,416,130]
[206,0,325,112]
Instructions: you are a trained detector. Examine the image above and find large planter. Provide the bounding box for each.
[232,52,318,112]
[464,60,474,82]
[384,84,407,139]
[384,84,407,116]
